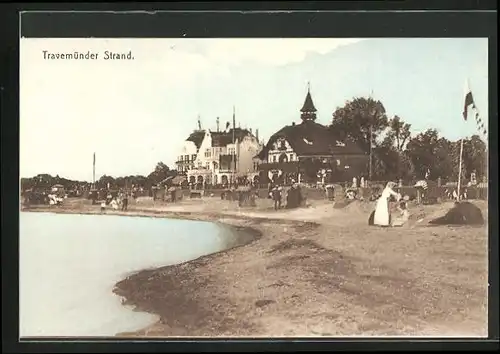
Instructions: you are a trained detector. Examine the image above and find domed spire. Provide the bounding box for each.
[300,82,317,122]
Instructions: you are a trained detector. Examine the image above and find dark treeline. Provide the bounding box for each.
[330,97,488,183]
[21,162,177,193]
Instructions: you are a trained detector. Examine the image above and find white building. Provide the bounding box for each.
[176,119,263,187]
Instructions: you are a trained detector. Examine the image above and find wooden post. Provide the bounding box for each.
[92,152,96,189]
[457,138,464,202]
[369,125,373,180]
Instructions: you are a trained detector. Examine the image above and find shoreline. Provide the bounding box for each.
[21,204,266,337]
[20,199,488,337]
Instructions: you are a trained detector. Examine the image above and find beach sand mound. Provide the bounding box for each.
[428,201,485,226]
[332,199,353,209]
[340,200,375,214]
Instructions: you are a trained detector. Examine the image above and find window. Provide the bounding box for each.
[289,154,294,161]
[198,161,202,168]
[185,155,189,161]
[228,148,235,155]
[179,155,183,161]
[192,154,197,161]
[206,162,210,169]
[205,149,211,158]
[273,155,277,163]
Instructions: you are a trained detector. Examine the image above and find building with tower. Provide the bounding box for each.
[255,84,368,185]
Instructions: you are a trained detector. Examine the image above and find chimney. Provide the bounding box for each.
[292,122,296,126]
[256,129,259,141]
[249,128,253,134]
[216,117,220,132]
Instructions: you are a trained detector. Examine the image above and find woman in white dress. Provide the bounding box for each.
[373,181,401,227]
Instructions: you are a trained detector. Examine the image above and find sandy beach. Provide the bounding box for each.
[22,196,489,337]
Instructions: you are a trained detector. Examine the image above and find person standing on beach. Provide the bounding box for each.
[272,186,282,211]
[371,181,401,227]
[122,192,129,211]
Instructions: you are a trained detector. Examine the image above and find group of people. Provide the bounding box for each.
[100,191,129,212]
[369,181,410,227]
[269,181,303,211]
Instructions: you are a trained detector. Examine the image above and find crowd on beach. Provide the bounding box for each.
[98,190,130,212]
[268,180,303,210]
[21,169,486,228]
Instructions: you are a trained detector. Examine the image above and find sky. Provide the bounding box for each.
[20,38,489,181]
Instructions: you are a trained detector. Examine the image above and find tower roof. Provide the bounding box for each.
[300,83,317,122]
[300,90,317,113]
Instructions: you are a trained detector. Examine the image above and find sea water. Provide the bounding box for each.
[19,212,236,337]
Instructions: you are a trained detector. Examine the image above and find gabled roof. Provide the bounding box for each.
[211,128,254,147]
[256,121,365,159]
[185,128,255,150]
[186,131,205,150]
[211,132,232,147]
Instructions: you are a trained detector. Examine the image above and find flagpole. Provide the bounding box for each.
[92,152,96,189]
[232,105,236,187]
[457,138,464,201]
[369,125,373,180]
[368,89,374,181]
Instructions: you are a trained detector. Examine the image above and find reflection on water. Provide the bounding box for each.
[20,212,234,337]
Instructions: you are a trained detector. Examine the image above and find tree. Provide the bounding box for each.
[372,145,398,180]
[97,174,116,189]
[147,162,176,186]
[397,151,416,182]
[330,97,389,153]
[20,173,89,193]
[374,115,413,180]
[405,129,455,181]
[461,135,487,179]
[127,175,149,188]
[382,115,412,152]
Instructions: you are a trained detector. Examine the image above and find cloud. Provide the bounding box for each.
[203,38,365,67]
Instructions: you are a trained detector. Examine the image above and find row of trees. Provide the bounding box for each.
[96,162,177,190]
[330,97,487,183]
[21,162,177,192]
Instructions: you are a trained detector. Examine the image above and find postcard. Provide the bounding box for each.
[20,36,489,338]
